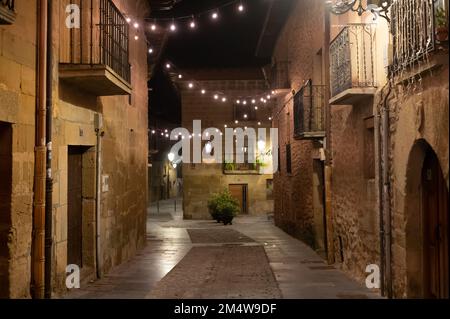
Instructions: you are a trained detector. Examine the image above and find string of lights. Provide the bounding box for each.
[162,60,276,110]
[124,1,247,53]
[125,1,274,138]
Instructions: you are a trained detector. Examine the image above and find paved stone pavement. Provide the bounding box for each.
[65,199,381,299]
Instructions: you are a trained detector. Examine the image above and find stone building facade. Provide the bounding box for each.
[266,0,449,298]
[179,69,275,220]
[269,0,328,255]
[0,0,150,298]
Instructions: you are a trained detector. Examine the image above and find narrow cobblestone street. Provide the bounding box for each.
[66,200,380,299]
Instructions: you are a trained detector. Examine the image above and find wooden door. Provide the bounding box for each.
[229,184,248,215]
[68,147,83,267]
[422,150,449,299]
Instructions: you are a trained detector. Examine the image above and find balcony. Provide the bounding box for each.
[59,0,131,96]
[264,60,291,95]
[390,0,447,76]
[294,84,326,140]
[0,0,15,24]
[329,24,377,105]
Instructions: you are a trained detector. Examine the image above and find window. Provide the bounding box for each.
[286,144,292,174]
[293,87,305,138]
[0,0,15,25]
[364,117,375,179]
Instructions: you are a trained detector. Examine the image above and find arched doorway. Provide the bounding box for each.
[421,148,449,299]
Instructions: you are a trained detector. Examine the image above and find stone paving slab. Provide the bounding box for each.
[147,246,282,299]
[187,228,255,244]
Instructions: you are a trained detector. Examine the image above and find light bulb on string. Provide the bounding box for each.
[201,89,206,94]
[236,100,241,104]
[238,3,245,12]
[134,35,139,40]
[243,100,247,105]
[189,16,196,29]
[170,19,177,32]
[222,97,227,102]
[166,63,171,69]
[214,94,219,100]
[149,48,153,54]
[212,11,219,20]
[178,74,183,79]
[188,83,194,89]
[151,23,157,31]
[254,106,258,110]
[133,22,139,29]
[126,17,131,23]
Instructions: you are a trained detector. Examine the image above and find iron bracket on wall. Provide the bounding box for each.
[326,0,393,23]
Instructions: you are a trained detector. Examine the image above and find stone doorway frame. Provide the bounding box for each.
[66,145,97,284]
[404,139,448,298]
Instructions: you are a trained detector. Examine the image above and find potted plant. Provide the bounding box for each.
[207,193,222,223]
[223,160,236,172]
[435,7,448,42]
[207,190,240,225]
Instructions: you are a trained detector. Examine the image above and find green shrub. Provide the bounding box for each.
[207,189,240,224]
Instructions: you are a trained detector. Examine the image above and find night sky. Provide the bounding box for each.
[151,0,272,68]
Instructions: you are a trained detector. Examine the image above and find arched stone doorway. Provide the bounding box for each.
[405,140,449,298]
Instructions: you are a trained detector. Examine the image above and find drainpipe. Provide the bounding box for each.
[381,82,393,298]
[32,0,48,299]
[44,0,54,299]
[376,95,385,297]
[95,114,104,278]
[322,7,335,265]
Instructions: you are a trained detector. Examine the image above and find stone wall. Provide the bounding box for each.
[51,0,149,294]
[384,53,449,298]
[0,0,37,298]
[271,0,326,249]
[330,101,379,282]
[0,0,149,298]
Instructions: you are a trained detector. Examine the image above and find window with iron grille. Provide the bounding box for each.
[0,0,15,24]
[390,0,441,73]
[60,0,131,83]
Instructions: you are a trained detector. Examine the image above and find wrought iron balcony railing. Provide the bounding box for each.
[330,23,377,102]
[0,0,15,24]
[294,83,326,139]
[390,0,442,74]
[60,0,131,94]
[223,160,262,175]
